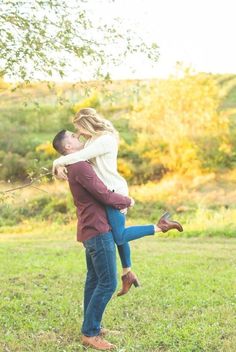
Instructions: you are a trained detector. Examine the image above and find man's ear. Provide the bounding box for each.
[64,143,71,152]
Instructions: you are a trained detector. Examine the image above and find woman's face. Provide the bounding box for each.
[74,124,93,138]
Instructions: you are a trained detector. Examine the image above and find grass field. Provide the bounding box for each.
[0,225,235,352]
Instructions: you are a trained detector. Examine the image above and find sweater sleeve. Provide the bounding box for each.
[53,134,116,168]
[75,161,131,209]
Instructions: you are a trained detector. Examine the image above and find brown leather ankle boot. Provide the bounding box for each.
[157,212,183,233]
[117,271,140,297]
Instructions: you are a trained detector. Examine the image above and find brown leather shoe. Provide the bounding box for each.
[117,271,140,297]
[157,212,183,233]
[81,335,116,350]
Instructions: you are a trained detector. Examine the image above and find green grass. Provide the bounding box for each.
[0,225,236,351]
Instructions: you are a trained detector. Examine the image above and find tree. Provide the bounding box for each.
[0,0,159,82]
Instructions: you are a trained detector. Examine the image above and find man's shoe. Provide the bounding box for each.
[81,335,116,350]
[117,271,140,297]
[157,212,183,233]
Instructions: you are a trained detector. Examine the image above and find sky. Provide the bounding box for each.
[5,0,236,81]
[91,0,236,80]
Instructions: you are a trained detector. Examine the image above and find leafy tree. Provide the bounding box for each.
[0,0,159,82]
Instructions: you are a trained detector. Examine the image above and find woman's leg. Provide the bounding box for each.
[105,206,155,296]
[105,207,183,296]
[106,206,155,246]
[105,205,132,272]
[117,243,131,269]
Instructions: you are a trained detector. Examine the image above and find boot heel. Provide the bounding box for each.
[133,279,140,288]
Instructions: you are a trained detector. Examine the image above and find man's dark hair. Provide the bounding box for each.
[52,130,67,155]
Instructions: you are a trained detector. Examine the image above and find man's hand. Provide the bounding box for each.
[53,166,68,180]
[120,198,134,214]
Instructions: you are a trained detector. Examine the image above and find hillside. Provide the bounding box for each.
[0,75,236,183]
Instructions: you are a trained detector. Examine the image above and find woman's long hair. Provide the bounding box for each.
[73,108,119,139]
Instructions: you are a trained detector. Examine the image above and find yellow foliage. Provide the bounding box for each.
[0,78,10,90]
[73,92,100,113]
[130,170,236,209]
[117,158,133,180]
[219,142,232,155]
[36,142,58,156]
[129,71,231,174]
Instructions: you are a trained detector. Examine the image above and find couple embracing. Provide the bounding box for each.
[52,108,183,350]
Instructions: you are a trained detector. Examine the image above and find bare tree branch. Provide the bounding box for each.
[1,172,52,194]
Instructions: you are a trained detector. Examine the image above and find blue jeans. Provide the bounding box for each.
[82,232,117,337]
[105,206,155,269]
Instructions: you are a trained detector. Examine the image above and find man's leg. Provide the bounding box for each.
[82,232,117,337]
[83,247,98,320]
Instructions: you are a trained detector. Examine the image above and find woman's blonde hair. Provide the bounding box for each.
[73,108,119,138]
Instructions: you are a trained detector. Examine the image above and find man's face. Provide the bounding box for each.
[64,131,84,153]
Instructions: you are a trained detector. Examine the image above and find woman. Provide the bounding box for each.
[53,108,183,295]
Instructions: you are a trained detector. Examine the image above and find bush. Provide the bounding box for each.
[0,152,28,181]
[0,203,22,226]
[0,194,76,227]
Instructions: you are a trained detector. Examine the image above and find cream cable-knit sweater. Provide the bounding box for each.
[53,133,129,196]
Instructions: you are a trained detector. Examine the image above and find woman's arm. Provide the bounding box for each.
[53,134,115,171]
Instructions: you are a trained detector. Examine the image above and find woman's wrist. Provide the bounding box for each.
[53,156,65,168]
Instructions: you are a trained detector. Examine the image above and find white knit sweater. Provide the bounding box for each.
[53,133,129,196]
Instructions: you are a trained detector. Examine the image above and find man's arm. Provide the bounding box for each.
[74,161,131,210]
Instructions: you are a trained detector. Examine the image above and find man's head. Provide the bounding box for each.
[52,130,84,155]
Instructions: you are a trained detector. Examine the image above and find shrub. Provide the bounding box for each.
[129,71,232,175]
[0,152,28,181]
[0,203,21,226]
[0,194,76,227]
[35,142,58,157]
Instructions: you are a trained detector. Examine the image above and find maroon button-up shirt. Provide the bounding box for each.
[66,161,131,242]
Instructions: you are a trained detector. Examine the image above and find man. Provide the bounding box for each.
[52,130,133,350]
[52,129,184,349]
